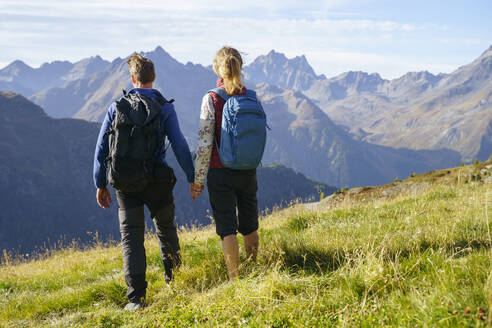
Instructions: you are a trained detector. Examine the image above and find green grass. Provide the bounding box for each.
[1,166,492,327]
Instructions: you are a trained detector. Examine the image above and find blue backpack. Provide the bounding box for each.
[209,88,267,170]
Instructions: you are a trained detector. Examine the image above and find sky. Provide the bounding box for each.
[0,0,491,79]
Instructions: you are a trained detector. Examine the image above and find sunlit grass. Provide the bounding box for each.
[1,163,491,327]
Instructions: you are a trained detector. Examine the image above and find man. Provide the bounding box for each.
[93,52,195,310]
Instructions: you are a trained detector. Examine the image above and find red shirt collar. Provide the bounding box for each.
[216,77,224,88]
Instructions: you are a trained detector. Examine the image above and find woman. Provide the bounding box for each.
[192,46,259,279]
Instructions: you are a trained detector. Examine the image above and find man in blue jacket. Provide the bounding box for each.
[93,53,195,310]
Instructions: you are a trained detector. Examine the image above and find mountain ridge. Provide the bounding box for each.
[255,82,460,186]
[244,49,326,91]
[1,46,463,187]
[0,56,110,97]
[244,44,492,162]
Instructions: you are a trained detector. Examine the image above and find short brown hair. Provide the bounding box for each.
[126,53,155,85]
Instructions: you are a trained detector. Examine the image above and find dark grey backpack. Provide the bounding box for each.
[105,91,170,192]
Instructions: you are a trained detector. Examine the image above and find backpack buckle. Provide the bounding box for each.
[130,126,141,137]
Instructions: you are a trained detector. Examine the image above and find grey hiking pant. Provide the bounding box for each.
[115,166,180,303]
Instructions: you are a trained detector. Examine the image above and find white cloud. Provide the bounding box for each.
[0,0,483,79]
[0,0,367,15]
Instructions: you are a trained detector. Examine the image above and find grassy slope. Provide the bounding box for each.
[1,161,492,327]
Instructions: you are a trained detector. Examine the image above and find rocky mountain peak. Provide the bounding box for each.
[84,55,106,64]
[63,56,110,82]
[265,49,288,61]
[149,45,173,59]
[39,60,71,69]
[1,60,33,77]
[435,44,492,91]
[7,59,30,68]
[154,45,166,54]
[245,50,323,91]
[397,71,439,83]
[290,55,317,75]
[480,44,492,57]
[414,71,434,79]
[334,71,385,90]
[472,45,492,73]
[145,45,180,67]
[38,60,73,77]
[260,51,316,76]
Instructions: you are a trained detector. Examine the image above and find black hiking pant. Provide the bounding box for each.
[115,166,180,303]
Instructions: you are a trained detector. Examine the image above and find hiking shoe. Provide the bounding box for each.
[124,301,146,311]
[164,272,173,284]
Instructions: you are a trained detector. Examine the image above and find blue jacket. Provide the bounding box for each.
[93,88,195,188]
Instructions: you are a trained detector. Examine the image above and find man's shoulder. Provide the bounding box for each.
[158,101,175,120]
[161,99,175,111]
[106,101,117,118]
[147,89,174,110]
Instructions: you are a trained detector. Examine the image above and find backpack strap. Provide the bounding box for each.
[210,88,256,101]
[116,91,167,126]
[114,95,132,116]
[138,94,162,125]
[208,88,229,151]
[151,89,174,105]
[209,88,231,101]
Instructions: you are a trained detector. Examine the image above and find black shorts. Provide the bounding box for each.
[207,168,259,238]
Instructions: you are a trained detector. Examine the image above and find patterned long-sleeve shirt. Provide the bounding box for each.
[194,93,216,186]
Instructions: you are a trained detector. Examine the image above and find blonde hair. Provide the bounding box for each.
[213,46,244,95]
[127,52,155,85]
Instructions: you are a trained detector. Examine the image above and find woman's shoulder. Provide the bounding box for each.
[202,92,214,103]
[200,93,215,114]
[203,91,214,98]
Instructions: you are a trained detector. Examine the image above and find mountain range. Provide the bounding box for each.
[255,83,458,186]
[0,56,110,97]
[245,46,492,162]
[0,92,334,254]
[0,46,467,187]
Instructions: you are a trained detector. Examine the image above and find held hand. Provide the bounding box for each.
[96,187,112,209]
[190,183,204,201]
